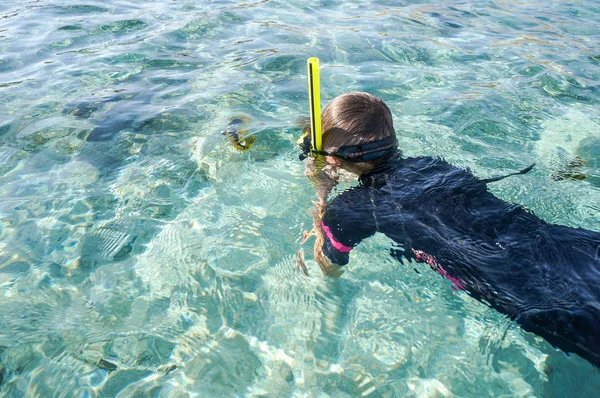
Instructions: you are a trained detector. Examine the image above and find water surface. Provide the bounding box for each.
[1,0,600,396]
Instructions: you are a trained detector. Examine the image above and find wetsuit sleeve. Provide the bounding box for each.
[321,187,377,265]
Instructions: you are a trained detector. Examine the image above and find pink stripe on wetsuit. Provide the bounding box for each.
[413,249,466,291]
[322,222,352,252]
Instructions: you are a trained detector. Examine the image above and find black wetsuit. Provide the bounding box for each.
[321,156,600,367]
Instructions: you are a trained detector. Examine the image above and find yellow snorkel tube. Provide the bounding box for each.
[307,57,322,152]
[297,57,323,160]
[307,57,323,152]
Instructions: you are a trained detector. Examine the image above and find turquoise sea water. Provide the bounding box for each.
[1,0,600,396]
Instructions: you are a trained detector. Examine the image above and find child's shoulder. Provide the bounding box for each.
[397,156,480,186]
[402,155,460,173]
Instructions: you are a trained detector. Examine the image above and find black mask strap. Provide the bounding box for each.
[328,136,398,162]
[299,135,398,163]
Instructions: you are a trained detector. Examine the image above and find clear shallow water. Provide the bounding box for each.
[1,0,600,396]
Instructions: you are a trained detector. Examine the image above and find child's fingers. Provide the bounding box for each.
[297,249,310,277]
[315,250,344,277]
[301,228,316,244]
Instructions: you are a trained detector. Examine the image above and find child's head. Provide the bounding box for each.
[320,92,398,170]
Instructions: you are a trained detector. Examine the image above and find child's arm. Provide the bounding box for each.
[315,187,378,273]
[300,156,346,276]
[310,203,345,276]
[298,198,344,276]
[303,168,346,275]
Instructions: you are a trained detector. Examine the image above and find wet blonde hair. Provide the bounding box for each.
[321,92,397,165]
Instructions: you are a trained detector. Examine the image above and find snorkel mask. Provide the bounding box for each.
[298,58,398,162]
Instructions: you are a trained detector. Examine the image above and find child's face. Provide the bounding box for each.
[303,156,363,186]
[327,157,372,177]
[324,156,359,176]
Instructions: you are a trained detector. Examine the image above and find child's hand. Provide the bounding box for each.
[297,244,343,278]
[314,241,344,277]
[299,201,344,277]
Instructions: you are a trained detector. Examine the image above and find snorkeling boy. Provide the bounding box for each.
[300,91,600,368]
